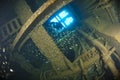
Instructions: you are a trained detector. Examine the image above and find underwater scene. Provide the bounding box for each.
[0,0,120,80]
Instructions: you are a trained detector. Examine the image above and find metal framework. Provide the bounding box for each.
[10,0,120,79]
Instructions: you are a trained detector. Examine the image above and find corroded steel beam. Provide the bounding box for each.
[11,0,72,50]
[11,0,76,77]
[78,30,120,79]
[31,26,77,75]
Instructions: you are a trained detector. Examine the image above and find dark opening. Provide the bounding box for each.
[25,0,47,12]
[12,21,17,29]
[43,4,78,62]
[20,39,50,69]
[7,23,12,33]
[17,18,22,26]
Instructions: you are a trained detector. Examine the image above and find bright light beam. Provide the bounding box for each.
[64,17,73,26]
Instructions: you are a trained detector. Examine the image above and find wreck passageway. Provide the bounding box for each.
[0,0,120,80]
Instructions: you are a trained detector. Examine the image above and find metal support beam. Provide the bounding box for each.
[78,30,120,79]
[12,0,73,50]
[30,26,75,75]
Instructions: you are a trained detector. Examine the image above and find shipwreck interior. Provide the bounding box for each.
[0,0,120,80]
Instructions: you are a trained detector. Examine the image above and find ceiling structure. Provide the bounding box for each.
[0,0,120,80]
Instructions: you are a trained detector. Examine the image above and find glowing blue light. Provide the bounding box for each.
[56,16,60,21]
[64,17,73,26]
[50,17,58,22]
[49,9,74,32]
[59,10,68,19]
[61,22,66,27]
